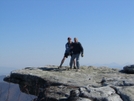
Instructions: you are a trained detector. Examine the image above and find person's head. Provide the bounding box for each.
[74,37,78,43]
[67,37,72,42]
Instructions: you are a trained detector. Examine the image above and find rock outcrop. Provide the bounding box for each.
[4,65,134,101]
[123,65,134,74]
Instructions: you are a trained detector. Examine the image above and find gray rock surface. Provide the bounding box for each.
[4,65,134,101]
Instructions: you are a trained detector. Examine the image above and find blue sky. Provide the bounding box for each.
[0,0,134,70]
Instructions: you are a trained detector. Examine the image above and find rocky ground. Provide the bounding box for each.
[4,65,134,101]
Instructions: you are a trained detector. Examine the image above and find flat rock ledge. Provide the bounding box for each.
[4,65,134,101]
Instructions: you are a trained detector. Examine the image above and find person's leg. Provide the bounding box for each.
[70,53,76,69]
[76,54,80,69]
[70,54,75,69]
[59,57,66,67]
[71,54,76,69]
[58,53,68,68]
[73,59,76,69]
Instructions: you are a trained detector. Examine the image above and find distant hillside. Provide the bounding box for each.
[0,76,36,101]
[0,75,5,82]
[88,63,124,69]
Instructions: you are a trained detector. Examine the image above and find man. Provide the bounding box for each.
[58,37,76,68]
[70,37,84,71]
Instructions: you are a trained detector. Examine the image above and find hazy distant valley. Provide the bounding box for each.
[0,76,36,101]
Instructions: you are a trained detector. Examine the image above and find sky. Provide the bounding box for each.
[0,0,134,71]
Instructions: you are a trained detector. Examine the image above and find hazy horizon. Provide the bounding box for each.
[0,62,132,75]
[0,76,36,101]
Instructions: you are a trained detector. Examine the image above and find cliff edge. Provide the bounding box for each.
[4,65,134,101]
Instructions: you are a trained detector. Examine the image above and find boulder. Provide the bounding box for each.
[123,65,134,73]
[79,86,123,101]
[115,86,134,101]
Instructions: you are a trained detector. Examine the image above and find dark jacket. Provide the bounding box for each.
[65,42,73,53]
[71,42,83,54]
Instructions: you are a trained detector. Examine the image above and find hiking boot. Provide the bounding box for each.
[70,67,72,70]
[76,69,80,72]
[58,66,62,69]
[73,66,77,69]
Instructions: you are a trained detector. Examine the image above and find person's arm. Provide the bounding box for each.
[65,43,70,53]
[79,42,84,57]
[79,43,83,54]
[65,43,68,50]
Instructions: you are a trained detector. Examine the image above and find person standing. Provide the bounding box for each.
[58,37,76,68]
[70,37,84,71]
